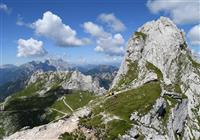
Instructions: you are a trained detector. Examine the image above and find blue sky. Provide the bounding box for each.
[0,0,199,65]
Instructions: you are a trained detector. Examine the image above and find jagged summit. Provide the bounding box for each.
[111,16,200,139]
[112,16,190,89]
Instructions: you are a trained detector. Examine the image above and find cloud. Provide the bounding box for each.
[32,11,89,47]
[83,22,110,38]
[17,38,47,57]
[147,0,200,24]
[0,3,10,14]
[188,24,200,45]
[16,14,33,28]
[102,55,123,64]
[83,22,125,56]
[98,13,126,32]
[95,33,125,56]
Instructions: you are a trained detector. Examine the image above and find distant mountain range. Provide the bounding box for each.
[0,59,118,101]
[82,65,118,89]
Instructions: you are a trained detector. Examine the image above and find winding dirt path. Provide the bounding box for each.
[62,97,74,112]
[50,108,68,115]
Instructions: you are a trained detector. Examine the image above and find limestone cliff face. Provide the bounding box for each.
[112,17,188,89]
[28,70,106,95]
[111,17,200,139]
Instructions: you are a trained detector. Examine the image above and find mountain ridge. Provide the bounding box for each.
[0,70,105,138]
[0,59,117,100]
[110,16,200,139]
[3,17,200,140]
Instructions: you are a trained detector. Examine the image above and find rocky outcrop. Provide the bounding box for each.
[111,17,200,139]
[62,71,106,94]
[28,70,106,95]
[112,17,187,90]
[172,99,188,134]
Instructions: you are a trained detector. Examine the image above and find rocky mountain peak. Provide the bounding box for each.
[45,58,70,71]
[111,16,200,139]
[137,16,186,63]
[112,16,192,89]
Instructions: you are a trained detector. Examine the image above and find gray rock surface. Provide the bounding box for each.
[173,99,188,134]
[28,70,106,95]
[111,17,200,139]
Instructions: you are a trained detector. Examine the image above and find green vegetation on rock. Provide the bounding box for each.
[79,114,105,130]
[164,84,182,94]
[165,54,189,98]
[80,81,161,139]
[135,31,147,40]
[104,119,132,140]
[164,83,187,99]
[112,60,138,91]
[192,103,200,128]
[180,42,187,50]
[162,95,178,126]
[174,84,182,93]
[146,61,163,80]
[188,55,200,69]
[80,115,131,140]
[59,130,86,140]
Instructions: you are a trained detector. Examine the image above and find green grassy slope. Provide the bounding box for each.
[0,83,96,139]
[79,81,161,139]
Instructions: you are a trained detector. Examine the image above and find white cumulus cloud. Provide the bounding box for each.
[98,13,126,32]
[188,24,200,45]
[95,33,125,56]
[147,0,200,24]
[83,22,110,38]
[83,22,125,56]
[33,11,89,47]
[17,38,47,57]
[0,3,10,13]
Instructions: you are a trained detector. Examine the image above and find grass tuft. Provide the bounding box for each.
[146,61,163,80]
[59,130,86,140]
[135,31,147,40]
[188,55,200,69]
